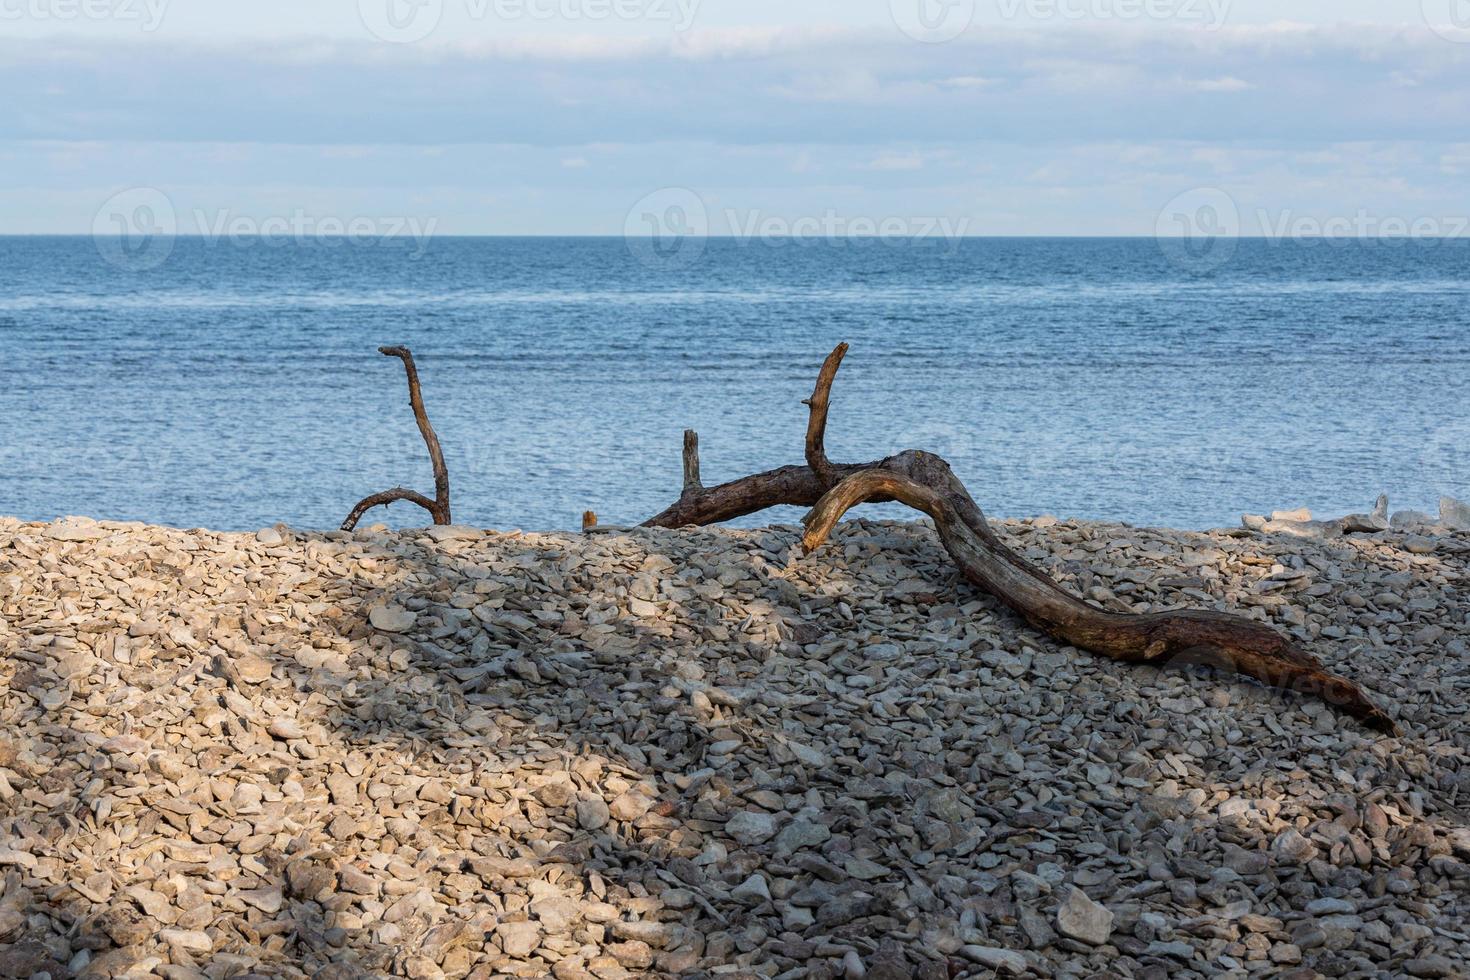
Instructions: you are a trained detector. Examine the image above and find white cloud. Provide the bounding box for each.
[865,151,925,171]
[939,76,996,90]
[1187,75,1253,92]
[2,21,1469,232]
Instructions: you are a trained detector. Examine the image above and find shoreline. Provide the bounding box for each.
[1,515,1467,978]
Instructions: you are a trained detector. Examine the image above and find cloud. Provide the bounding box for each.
[1,23,1466,147]
[1187,75,1253,92]
[3,21,1470,233]
[865,151,925,171]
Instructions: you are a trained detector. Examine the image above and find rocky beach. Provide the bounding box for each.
[1,510,1468,979]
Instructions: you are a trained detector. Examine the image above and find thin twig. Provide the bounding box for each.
[341,346,452,531]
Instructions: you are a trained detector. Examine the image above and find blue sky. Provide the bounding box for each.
[3,0,1469,234]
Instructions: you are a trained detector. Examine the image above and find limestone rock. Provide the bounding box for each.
[1057,888,1114,945]
[369,604,417,633]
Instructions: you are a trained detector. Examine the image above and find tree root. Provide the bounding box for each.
[342,347,452,531]
[645,344,1397,734]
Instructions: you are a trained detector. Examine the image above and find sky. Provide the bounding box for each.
[2,0,1469,235]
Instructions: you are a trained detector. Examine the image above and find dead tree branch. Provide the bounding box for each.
[342,346,452,531]
[645,344,1396,734]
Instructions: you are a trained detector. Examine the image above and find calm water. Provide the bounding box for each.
[1,236,1466,532]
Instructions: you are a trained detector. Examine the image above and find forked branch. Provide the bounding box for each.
[646,344,1396,733]
[342,346,452,531]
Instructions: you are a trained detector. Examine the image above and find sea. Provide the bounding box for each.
[2,236,1466,533]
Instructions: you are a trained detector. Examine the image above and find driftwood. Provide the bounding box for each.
[342,346,452,531]
[645,343,1396,733]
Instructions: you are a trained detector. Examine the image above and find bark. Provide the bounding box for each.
[644,344,1397,734]
[342,347,452,531]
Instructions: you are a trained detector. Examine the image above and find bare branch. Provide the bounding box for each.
[342,346,453,531]
[645,344,1396,734]
[803,342,848,487]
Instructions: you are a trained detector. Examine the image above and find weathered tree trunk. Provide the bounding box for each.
[644,344,1396,734]
[342,346,452,531]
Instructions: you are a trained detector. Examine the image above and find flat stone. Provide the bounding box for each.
[159,929,214,953]
[1404,535,1439,555]
[1306,898,1355,916]
[608,791,652,822]
[731,873,771,904]
[959,946,1026,975]
[1272,829,1320,865]
[725,810,778,845]
[45,521,112,541]
[1405,955,1456,978]
[327,773,359,806]
[607,919,673,948]
[369,604,418,633]
[496,920,542,958]
[425,525,484,542]
[268,717,305,740]
[1056,888,1114,946]
[235,653,273,684]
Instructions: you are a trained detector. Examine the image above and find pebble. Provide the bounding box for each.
[496,920,542,958]
[576,796,611,830]
[960,945,1028,974]
[1057,888,1114,945]
[369,603,417,632]
[159,929,213,953]
[0,515,1465,979]
[725,810,778,845]
[731,873,771,904]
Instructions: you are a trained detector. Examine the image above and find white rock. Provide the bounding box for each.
[1442,496,1470,531]
[44,521,112,541]
[609,791,652,822]
[959,946,1027,975]
[725,810,777,845]
[369,605,417,633]
[235,654,273,684]
[1057,887,1114,945]
[731,873,771,904]
[496,920,541,957]
[1272,828,1320,865]
[159,929,214,953]
[628,597,660,618]
[254,527,283,546]
[784,738,829,768]
[0,849,38,870]
[425,525,483,542]
[268,717,305,740]
[238,887,283,914]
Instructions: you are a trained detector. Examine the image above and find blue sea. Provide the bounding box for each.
[1,236,1466,532]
